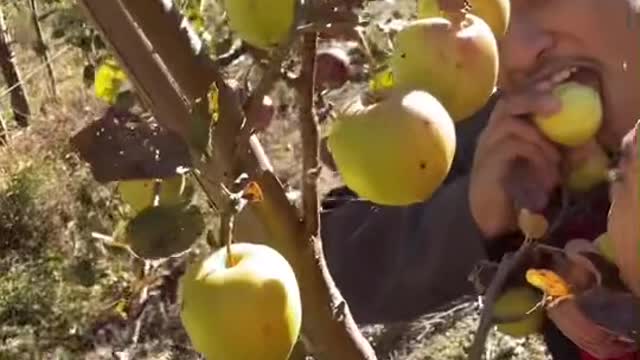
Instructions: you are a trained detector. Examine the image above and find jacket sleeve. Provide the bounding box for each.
[319,96,497,324]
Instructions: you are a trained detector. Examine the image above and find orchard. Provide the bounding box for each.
[0,0,638,359]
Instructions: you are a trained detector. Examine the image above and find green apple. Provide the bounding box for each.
[390,15,499,122]
[417,0,511,39]
[493,286,545,338]
[222,0,295,50]
[179,242,302,360]
[327,89,457,206]
[565,146,610,192]
[594,232,616,264]
[534,82,603,147]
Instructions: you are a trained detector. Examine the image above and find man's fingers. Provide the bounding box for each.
[489,88,561,125]
[481,117,562,165]
[486,135,561,191]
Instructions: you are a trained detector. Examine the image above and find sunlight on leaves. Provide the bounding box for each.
[94,58,128,105]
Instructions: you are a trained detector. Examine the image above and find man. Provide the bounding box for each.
[319,0,640,359]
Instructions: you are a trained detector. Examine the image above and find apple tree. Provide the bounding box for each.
[66,0,640,359]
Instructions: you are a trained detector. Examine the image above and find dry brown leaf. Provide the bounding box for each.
[70,107,192,183]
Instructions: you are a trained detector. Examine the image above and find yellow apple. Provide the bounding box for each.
[565,146,610,192]
[594,232,616,264]
[534,82,603,147]
[222,0,295,50]
[493,286,545,338]
[390,15,499,122]
[179,242,302,360]
[327,89,457,206]
[117,174,193,214]
[417,0,511,38]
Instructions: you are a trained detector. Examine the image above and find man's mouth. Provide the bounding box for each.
[541,65,603,93]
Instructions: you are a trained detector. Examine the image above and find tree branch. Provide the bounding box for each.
[297,30,320,237]
[467,240,536,360]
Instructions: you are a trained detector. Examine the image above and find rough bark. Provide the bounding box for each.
[76,0,377,359]
[0,7,30,127]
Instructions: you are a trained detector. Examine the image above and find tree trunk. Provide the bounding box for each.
[0,7,30,127]
[30,0,58,98]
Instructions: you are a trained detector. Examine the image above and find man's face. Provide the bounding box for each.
[497,0,640,151]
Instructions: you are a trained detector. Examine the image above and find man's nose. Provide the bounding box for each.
[499,15,554,84]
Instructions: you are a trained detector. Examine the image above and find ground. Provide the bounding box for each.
[0,1,552,359]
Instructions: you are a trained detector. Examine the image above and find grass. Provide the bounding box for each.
[0,1,553,359]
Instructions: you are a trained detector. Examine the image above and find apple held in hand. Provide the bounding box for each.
[179,242,302,360]
[534,81,603,148]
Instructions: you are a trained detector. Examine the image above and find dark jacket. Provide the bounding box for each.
[319,94,611,359]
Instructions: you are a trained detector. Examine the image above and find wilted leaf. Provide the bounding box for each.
[124,204,205,260]
[526,268,573,298]
[575,286,640,343]
[518,208,549,240]
[242,181,264,202]
[94,58,128,104]
[70,107,193,183]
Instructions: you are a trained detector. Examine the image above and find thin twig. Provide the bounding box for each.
[220,211,234,264]
[215,41,248,67]
[298,30,320,237]
[467,239,537,360]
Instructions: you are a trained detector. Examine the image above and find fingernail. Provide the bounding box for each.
[541,95,562,115]
[536,81,552,91]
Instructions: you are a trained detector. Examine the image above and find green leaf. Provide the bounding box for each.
[208,82,220,123]
[368,66,394,93]
[180,0,206,34]
[94,58,128,104]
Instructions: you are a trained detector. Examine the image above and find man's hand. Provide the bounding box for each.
[469,84,563,239]
[547,299,637,358]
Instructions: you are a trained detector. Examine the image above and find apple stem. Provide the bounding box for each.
[436,0,470,28]
[152,179,161,207]
[219,211,235,267]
